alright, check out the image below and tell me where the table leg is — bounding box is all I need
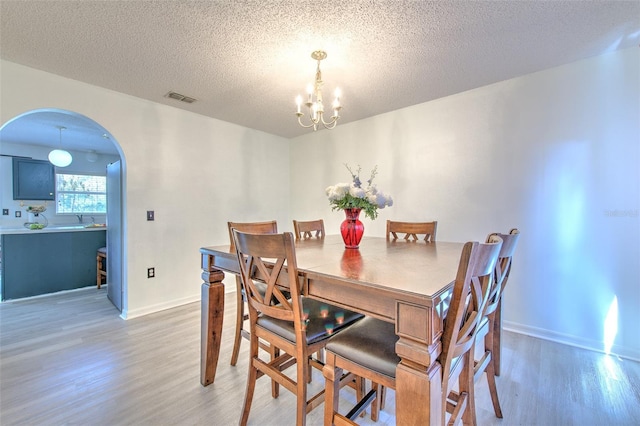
[395,341,443,425]
[395,300,444,424]
[200,264,225,386]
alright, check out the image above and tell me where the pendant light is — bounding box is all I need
[48,126,72,167]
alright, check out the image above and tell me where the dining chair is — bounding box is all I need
[322,236,503,426]
[473,228,520,419]
[386,220,438,242]
[293,219,325,239]
[232,230,364,426]
[227,220,278,368]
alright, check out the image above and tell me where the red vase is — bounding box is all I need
[340,208,365,249]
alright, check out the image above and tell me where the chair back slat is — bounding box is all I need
[484,229,520,316]
[232,230,303,332]
[227,220,278,251]
[293,219,325,239]
[386,220,437,242]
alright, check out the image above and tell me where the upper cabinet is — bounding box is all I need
[12,157,55,200]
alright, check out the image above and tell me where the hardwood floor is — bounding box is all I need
[1,288,639,425]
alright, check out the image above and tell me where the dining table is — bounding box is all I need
[199,234,468,424]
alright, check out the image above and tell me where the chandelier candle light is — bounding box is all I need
[295,50,342,131]
[326,164,393,248]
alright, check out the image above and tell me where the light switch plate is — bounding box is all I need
[15,211,21,218]
[147,210,154,221]
[2,209,8,215]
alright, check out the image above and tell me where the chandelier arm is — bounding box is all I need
[297,115,319,129]
[321,118,339,130]
[320,114,339,126]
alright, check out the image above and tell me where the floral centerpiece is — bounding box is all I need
[326,164,393,248]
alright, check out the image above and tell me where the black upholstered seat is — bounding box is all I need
[258,297,362,345]
[324,317,399,379]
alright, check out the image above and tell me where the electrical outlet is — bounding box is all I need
[2,209,8,215]
[147,267,155,278]
[147,210,154,221]
[15,211,22,218]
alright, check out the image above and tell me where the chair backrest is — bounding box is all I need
[484,228,520,316]
[232,230,303,333]
[227,220,278,251]
[386,220,438,242]
[293,219,325,239]
[439,236,502,376]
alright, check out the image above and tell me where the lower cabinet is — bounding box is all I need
[1,230,106,301]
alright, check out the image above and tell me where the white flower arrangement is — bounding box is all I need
[326,164,393,220]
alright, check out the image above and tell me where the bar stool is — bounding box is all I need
[97,247,107,288]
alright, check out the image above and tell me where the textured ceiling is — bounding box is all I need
[1,0,639,150]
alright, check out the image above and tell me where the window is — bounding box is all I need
[56,173,107,214]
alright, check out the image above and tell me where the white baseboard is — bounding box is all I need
[123,294,200,319]
[503,320,640,363]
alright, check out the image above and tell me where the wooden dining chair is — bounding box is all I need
[474,228,520,419]
[232,230,364,426]
[227,220,278,368]
[386,220,438,242]
[322,236,503,426]
[293,219,325,239]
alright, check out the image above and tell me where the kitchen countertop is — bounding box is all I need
[0,224,107,235]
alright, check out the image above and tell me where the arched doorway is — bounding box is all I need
[0,109,126,313]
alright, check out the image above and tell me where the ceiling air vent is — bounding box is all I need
[164,91,197,104]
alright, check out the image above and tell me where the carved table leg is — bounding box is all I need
[395,341,443,425]
[395,301,443,425]
[200,255,225,386]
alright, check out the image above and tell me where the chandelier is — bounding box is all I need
[295,50,342,131]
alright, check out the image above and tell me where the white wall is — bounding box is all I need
[2,48,638,360]
[1,60,291,318]
[0,142,119,227]
[290,47,640,360]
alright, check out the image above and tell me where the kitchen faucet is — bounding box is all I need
[76,214,83,223]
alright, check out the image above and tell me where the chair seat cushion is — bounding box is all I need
[257,298,363,345]
[325,316,400,379]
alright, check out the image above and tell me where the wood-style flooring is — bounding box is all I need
[1,288,639,425]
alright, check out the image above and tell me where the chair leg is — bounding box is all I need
[493,300,503,376]
[296,352,309,426]
[240,334,259,426]
[461,352,477,426]
[96,255,101,289]
[309,348,325,383]
[231,277,244,366]
[323,352,341,426]
[484,322,503,418]
[371,382,383,421]
[271,345,280,398]
[356,376,366,417]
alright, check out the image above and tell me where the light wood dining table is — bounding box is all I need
[199,235,465,424]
